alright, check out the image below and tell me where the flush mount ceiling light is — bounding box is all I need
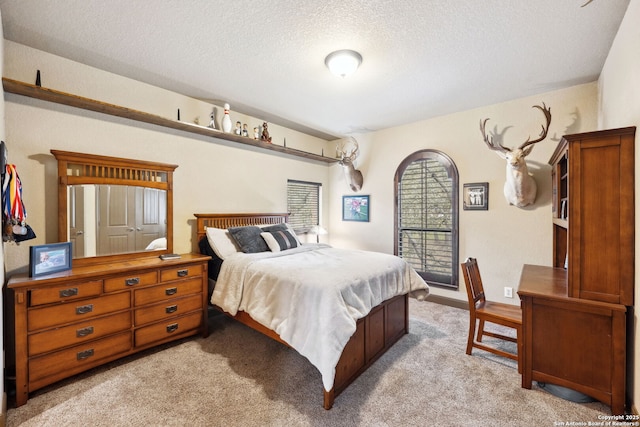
[325,49,362,77]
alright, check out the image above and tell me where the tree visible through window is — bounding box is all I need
[287,179,321,233]
[394,150,459,289]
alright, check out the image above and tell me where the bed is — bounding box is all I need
[194,213,429,409]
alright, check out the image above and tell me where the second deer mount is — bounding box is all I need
[480,103,552,208]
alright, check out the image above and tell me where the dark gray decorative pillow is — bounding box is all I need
[228,226,269,253]
[261,230,299,252]
[261,223,288,233]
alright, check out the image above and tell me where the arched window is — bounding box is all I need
[394,150,459,289]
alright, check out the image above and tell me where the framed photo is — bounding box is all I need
[342,195,370,222]
[463,183,489,210]
[29,242,72,277]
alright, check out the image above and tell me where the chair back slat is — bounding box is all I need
[461,257,486,311]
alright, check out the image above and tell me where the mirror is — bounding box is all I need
[67,184,167,258]
[53,150,176,266]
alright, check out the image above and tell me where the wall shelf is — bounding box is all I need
[2,78,337,165]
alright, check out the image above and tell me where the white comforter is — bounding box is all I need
[211,244,429,392]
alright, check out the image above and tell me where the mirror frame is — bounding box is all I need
[52,149,177,266]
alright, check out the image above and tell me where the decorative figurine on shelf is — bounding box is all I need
[222,103,232,133]
[194,116,200,125]
[234,121,242,135]
[253,127,260,139]
[242,123,249,137]
[261,122,272,143]
[208,108,216,129]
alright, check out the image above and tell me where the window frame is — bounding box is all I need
[394,149,459,290]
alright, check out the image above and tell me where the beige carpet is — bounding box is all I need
[6,299,610,426]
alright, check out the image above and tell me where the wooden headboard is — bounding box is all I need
[194,213,290,242]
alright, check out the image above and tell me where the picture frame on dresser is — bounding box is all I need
[29,242,72,277]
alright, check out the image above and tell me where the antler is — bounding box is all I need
[479,118,510,154]
[347,138,359,160]
[518,103,552,151]
[339,137,359,160]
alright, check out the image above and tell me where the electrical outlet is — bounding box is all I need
[504,287,513,298]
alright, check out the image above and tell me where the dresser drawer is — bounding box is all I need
[134,277,202,307]
[104,270,158,292]
[28,292,131,331]
[30,280,103,307]
[29,331,132,384]
[134,294,202,326]
[134,311,202,347]
[28,311,131,356]
[160,264,204,282]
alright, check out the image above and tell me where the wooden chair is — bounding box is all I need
[461,257,522,373]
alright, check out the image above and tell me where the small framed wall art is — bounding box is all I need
[29,242,72,277]
[463,182,489,210]
[342,195,370,222]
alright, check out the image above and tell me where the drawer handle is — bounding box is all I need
[59,288,78,298]
[125,277,140,286]
[166,305,178,314]
[76,326,94,337]
[165,287,178,296]
[77,349,94,360]
[76,304,94,315]
[177,269,188,277]
[166,323,179,333]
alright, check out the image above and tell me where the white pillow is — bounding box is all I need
[261,230,299,252]
[205,227,241,260]
[145,237,167,250]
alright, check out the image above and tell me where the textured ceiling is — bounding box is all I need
[0,0,631,140]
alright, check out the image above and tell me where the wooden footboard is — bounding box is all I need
[195,213,410,409]
[326,293,408,409]
[215,293,408,410]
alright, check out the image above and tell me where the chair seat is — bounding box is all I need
[476,301,522,327]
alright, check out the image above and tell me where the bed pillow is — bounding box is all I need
[261,230,299,252]
[228,225,270,253]
[260,223,286,230]
[145,237,167,251]
[261,223,301,245]
[205,227,241,259]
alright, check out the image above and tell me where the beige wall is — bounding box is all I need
[2,41,333,275]
[598,0,640,413]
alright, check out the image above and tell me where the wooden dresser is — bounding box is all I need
[518,127,635,415]
[6,253,210,407]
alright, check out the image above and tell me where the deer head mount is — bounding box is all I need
[337,137,364,192]
[480,103,552,208]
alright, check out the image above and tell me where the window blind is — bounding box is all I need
[287,180,320,232]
